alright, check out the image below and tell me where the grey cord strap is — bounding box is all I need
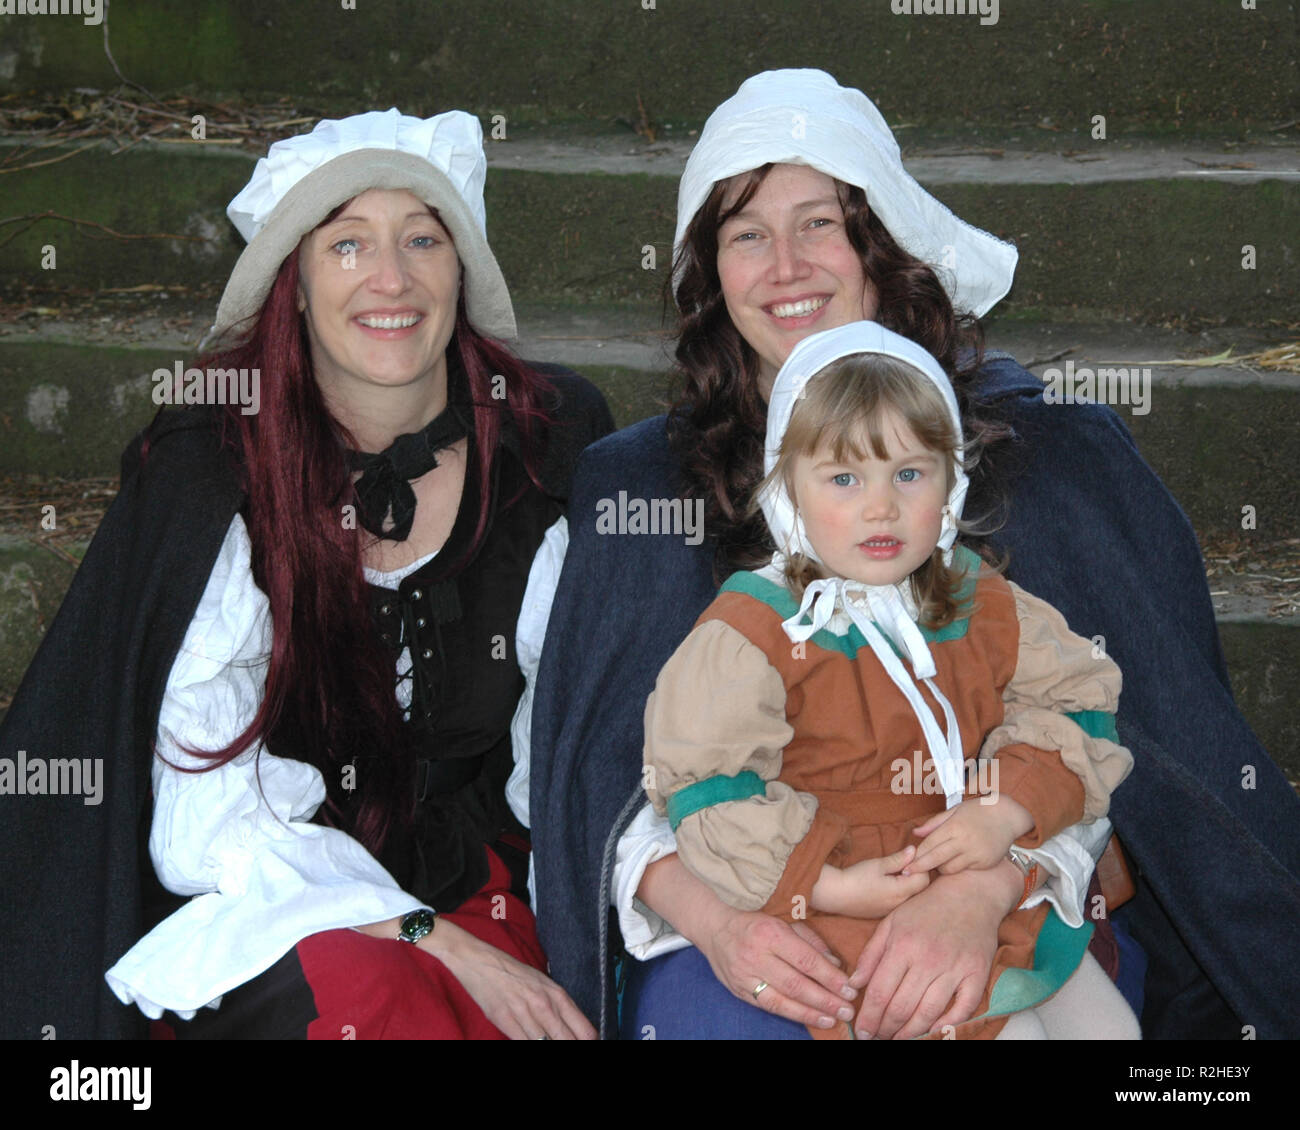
[597,785,650,1039]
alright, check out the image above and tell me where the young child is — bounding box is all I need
[642,321,1137,1040]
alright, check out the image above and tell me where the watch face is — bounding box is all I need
[400,909,436,941]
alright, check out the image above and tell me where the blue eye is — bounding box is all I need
[332,238,359,255]
[897,468,920,483]
[832,472,856,487]
[409,235,439,249]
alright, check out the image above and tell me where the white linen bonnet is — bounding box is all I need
[674,68,1017,318]
[759,319,969,571]
[207,108,515,347]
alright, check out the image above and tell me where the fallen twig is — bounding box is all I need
[0,139,102,174]
[25,579,45,631]
[1022,346,1079,368]
[101,0,158,104]
[27,537,82,568]
[0,210,210,248]
[1092,344,1300,375]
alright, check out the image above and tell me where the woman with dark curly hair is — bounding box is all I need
[525,69,1300,1040]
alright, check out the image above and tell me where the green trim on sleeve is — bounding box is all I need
[1065,709,1120,744]
[666,771,767,831]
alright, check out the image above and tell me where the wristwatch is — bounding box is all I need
[397,907,437,944]
[1007,847,1039,908]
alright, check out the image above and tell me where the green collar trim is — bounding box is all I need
[719,546,982,660]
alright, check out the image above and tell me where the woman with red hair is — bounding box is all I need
[0,109,609,1040]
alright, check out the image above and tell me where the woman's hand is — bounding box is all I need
[421,918,597,1040]
[848,860,1022,1040]
[695,909,859,1031]
[908,796,1034,875]
[639,855,857,1030]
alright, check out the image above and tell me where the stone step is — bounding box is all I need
[489,136,1300,186]
[1217,621,1300,777]
[2,138,1296,326]
[7,297,1297,380]
[8,125,1297,182]
[1,0,1293,136]
[2,313,1296,547]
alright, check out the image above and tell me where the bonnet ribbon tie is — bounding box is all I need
[348,401,469,542]
[781,577,966,808]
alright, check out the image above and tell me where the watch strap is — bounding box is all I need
[1008,848,1039,909]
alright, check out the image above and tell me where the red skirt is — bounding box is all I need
[152,848,545,1040]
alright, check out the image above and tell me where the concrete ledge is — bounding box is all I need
[0,342,167,477]
[485,137,1300,185]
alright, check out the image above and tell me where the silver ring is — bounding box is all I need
[752,980,770,1000]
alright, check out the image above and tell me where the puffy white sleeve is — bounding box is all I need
[506,517,568,831]
[104,515,423,1021]
[614,803,693,961]
[507,514,684,954]
[1017,817,1113,928]
[507,515,569,911]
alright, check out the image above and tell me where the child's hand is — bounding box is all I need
[811,845,931,919]
[908,796,1034,875]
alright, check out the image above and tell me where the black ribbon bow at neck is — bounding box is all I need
[348,400,469,542]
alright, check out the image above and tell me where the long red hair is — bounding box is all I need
[161,232,552,857]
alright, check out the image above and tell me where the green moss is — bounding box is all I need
[1219,622,1300,781]
[564,364,676,430]
[938,179,1298,327]
[0,342,173,476]
[1,1,1294,135]
[488,172,1298,323]
[1122,385,1300,547]
[0,145,250,291]
[0,541,80,717]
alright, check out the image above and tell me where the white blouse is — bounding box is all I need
[105,516,436,1020]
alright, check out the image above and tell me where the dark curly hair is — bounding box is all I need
[666,164,1014,583]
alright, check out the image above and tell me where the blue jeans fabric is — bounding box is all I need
[620,946,812,1041]
[1111,906,1147,1019]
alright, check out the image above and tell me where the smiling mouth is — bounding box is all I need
[861,537,900,547]
[768,297,829,319]
[356,313,423,330]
